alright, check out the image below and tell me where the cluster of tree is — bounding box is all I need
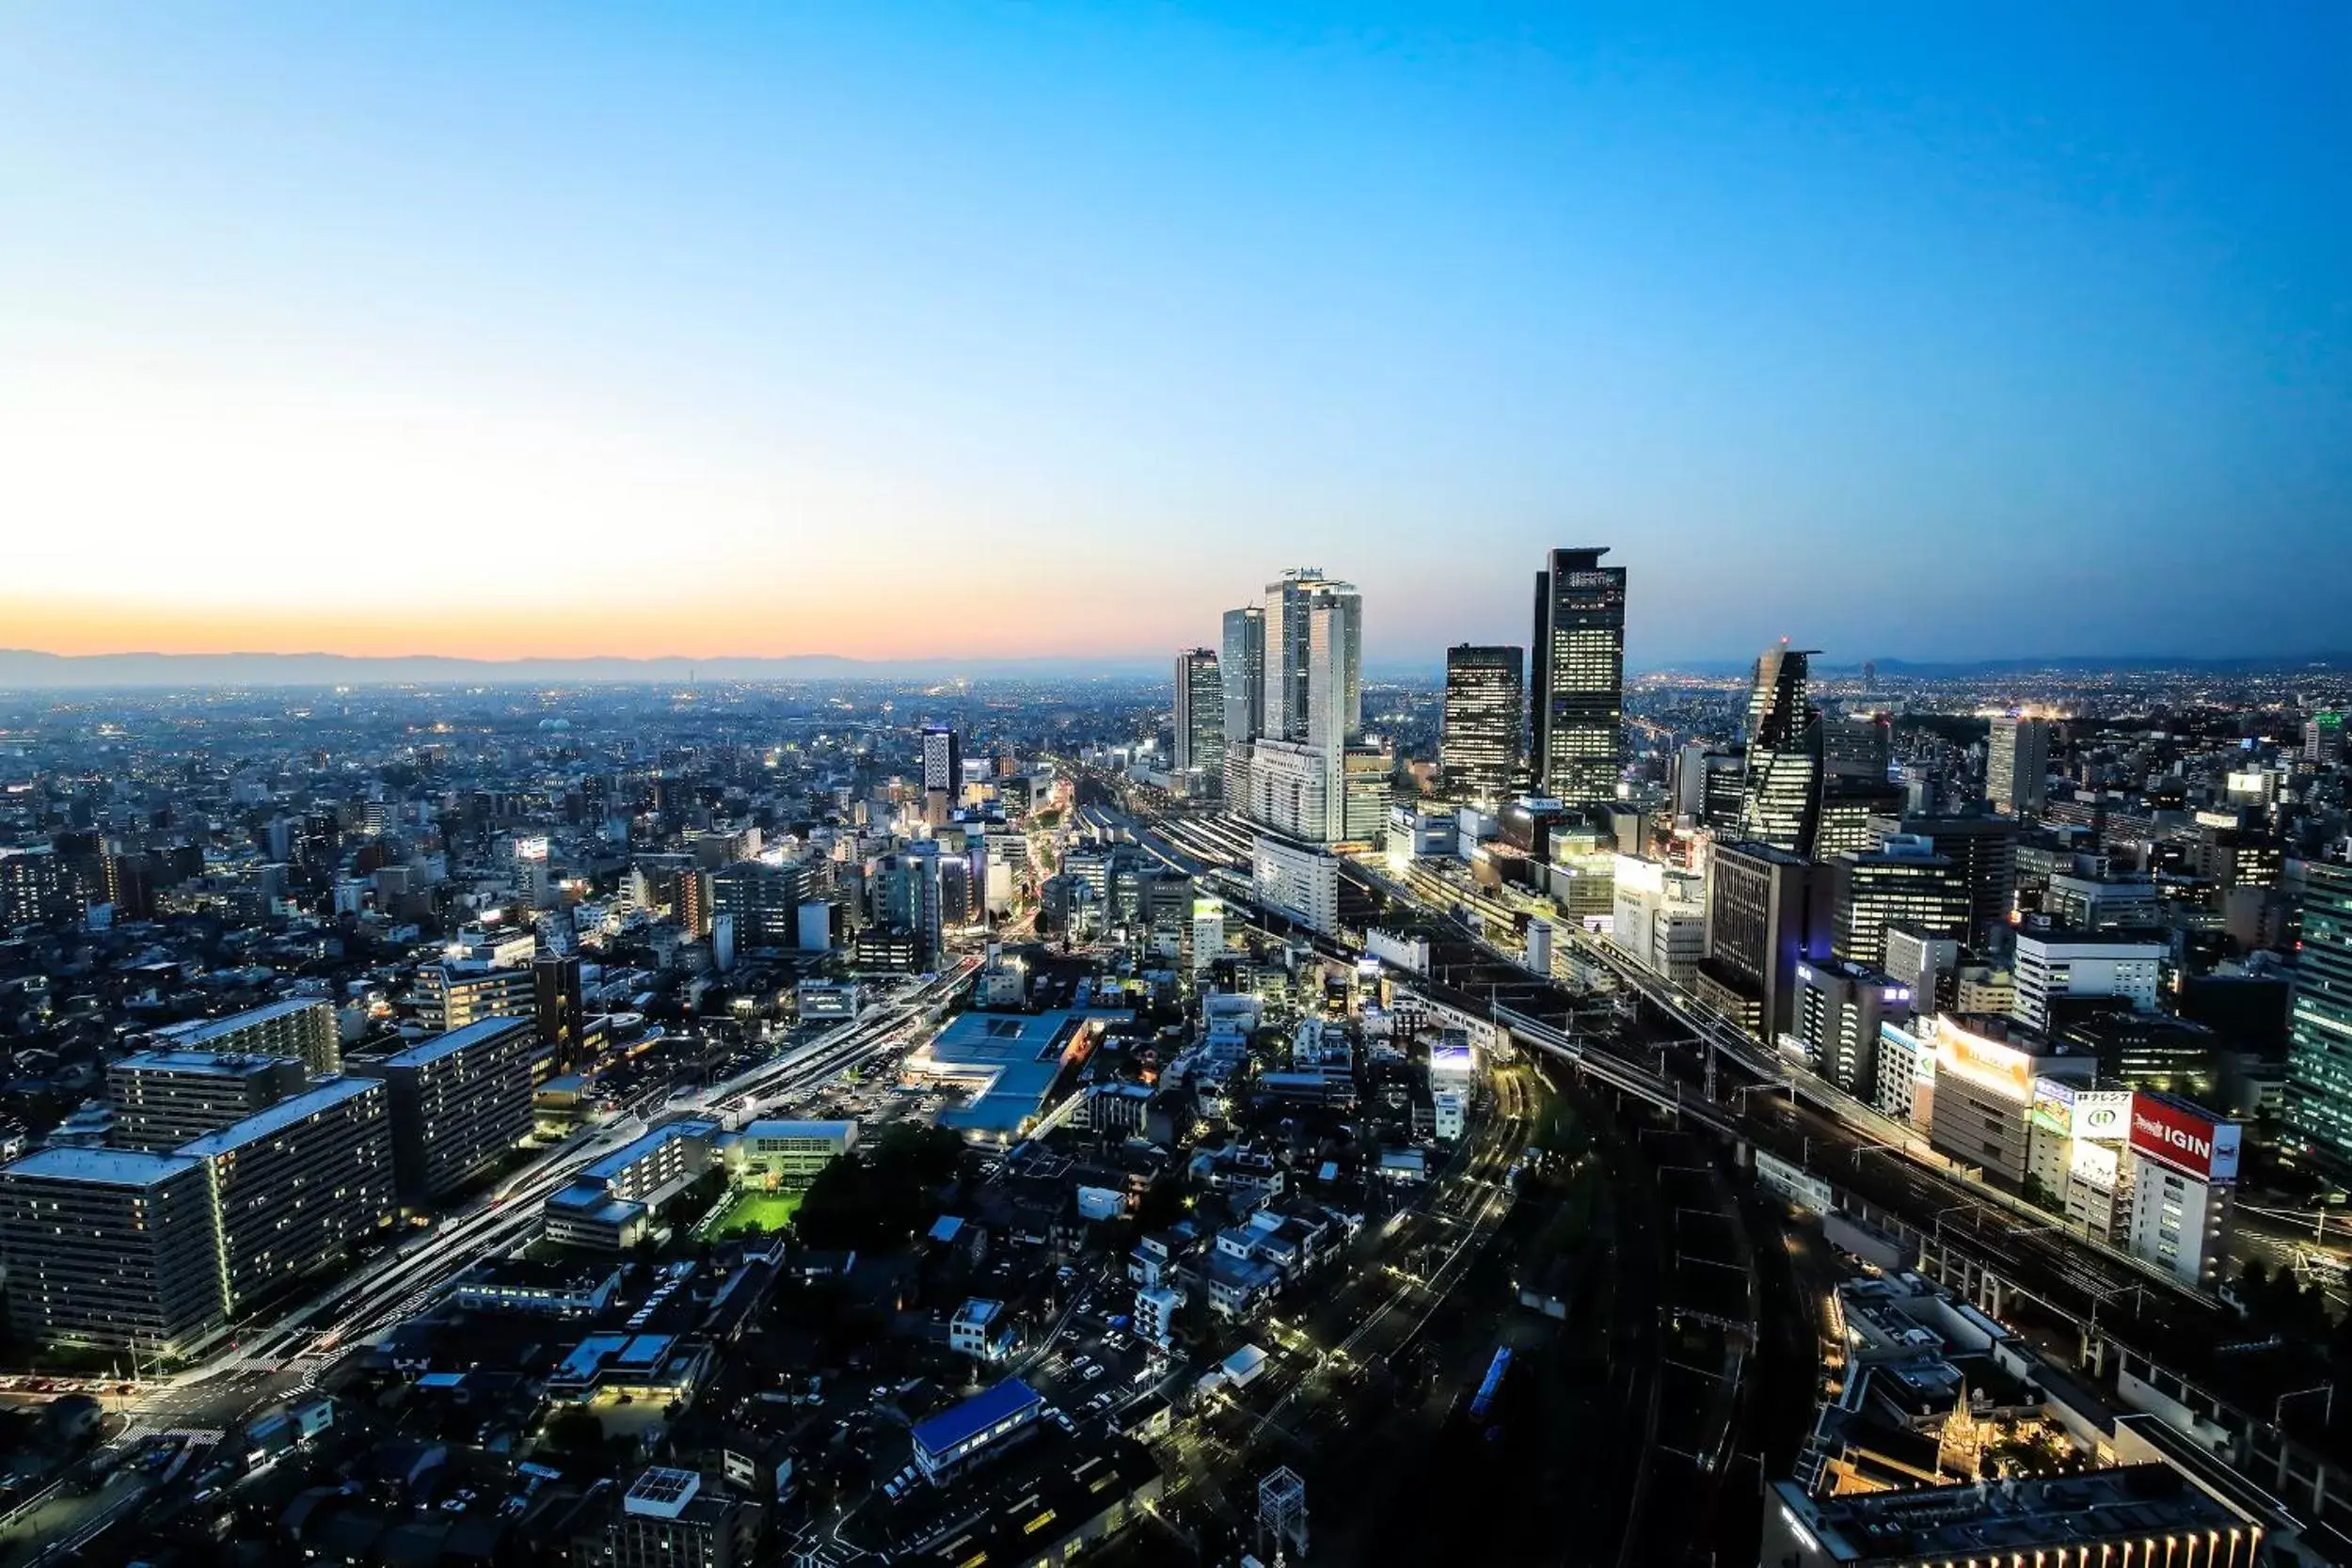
[792,1123,967,1251]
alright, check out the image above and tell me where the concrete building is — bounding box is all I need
[581,1467,763,1568]
[419,961,535,1034]
[711,859,808,951]
[910,1378,1044,1484]
[1695,840,1820,1041]
[1827,836,1968,971]
[1252,832,1340,936]
[732,1118,857,1188]
[153,997,342,1074]
[1789,958,1914,1100]
[1611,853,1707,986]
[176,1076,395,1311]
[1922,1015,2093,1187]
[105,1050,309,1152]
[2010,930,2166,1035]
[1761,1465,2259,1568]
[350,1016,535,1201]
[544,1117,721,1252]
[1987,714,2051,815]
[0,1147,226,1356]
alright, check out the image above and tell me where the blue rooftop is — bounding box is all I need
[375,1016,532,1069]
[175,1076,382,1159]
[909,1377,1042,1459]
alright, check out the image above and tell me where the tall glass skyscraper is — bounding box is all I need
[1219,606,1264,747]
[1739,645,1824,857]
[1172,646,1224,780]
[1440,644,1524,806]
[1529,547,1625,807]
[2287,859,2352,1166]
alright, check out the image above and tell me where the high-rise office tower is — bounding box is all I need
[920,724,962,797]
[1440,645,1524,806]
[2287,859,2352,1166]
[1261,570,1360,750]
[1221,606,1266,802]
[1828,835,1970,970]
[1694,840,1821,1041]
[1988,716,2050,815]
[1529,546,1626,806]
[1822,714,1892,780]
[1220,607,1265,747]
[1172,647,1224,781]
[1248,570,1362,847]
[2306,713,2346,766]
[1738,645,1824,857]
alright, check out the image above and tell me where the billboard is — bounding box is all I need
[2074,1090,2134,1144]
[2129,1092,2241,1183]
[2030,1076,2076,1135]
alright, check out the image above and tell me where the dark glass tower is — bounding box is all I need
[1528,546,1626,807]
[1440,644,1524,806]
[1739,644,1823,857]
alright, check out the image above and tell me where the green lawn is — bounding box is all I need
[707,1187,803,1235]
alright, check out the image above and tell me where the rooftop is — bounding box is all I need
[1772,1465,2242,1561]
[175,1076,382,1158]
[580,1117,719,1184]
[910,1377,1042,1460]
[111,1048,299,1078]
[373,1016,532,1069]
[0,1145,202,1188]
[163,997,328,1042]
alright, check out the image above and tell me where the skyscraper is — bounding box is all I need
[1988,716,2050,815]
[921,724,962,797]
[1172,647,1224,781]
[1261,569,1361,749]
[1529,546,1626,806]
[1220,606,1265,746]
[1738,645,1824,857]
[1247,569,1363,847]
[2287,859,2352,1166]
[1440,645,1524,805]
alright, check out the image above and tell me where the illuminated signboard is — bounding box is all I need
[2128,1091,2242,1183]
[2068,1138,2121,1190]
[1933,1018,2032,1102]
[1613,854,1665,897]
[2029,1076,2076,1135]
[2073,1090,2134,1144]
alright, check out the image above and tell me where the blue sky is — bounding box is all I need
[2,4,2344,668]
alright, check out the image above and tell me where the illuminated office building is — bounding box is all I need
[1172,646,1225,782]
[1440,644,1524,806]
[1528,547,1626,807]
[1987,715,2050,815]
[2287,859,2352,1166]
[1738,645,1823,857]
[1828,835,1968,970]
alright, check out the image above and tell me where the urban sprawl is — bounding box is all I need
[3,552,2352,1565]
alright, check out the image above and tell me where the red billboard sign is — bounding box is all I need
[2128,1092,2241,1183]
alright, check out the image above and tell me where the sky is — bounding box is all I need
[2,4,2346,672]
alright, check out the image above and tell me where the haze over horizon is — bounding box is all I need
[5,5,2346,666]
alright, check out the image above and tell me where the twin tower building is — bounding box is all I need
[1172,549,1628,932]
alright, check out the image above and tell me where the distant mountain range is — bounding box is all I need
[2,646,2345,691]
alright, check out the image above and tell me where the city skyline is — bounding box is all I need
[5,6,2347,666]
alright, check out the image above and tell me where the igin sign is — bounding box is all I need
[2128,1092,2241,1183]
